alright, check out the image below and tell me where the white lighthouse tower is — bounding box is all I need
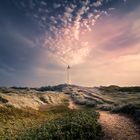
[67,65,71,85]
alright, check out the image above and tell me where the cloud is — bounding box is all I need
[93,1,102,7]
[101,8,140,54]
[53,3,61,9]
[36,1,105,65]
[12,0,113,66]
[40,1,47,6]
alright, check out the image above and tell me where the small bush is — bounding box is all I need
[98,104,113,111]
[74,98,86,105]
[0,96,8,103]
[118,87,140,92]
[86,100,96,107]
[39,96,48,103]
[37,84,68,92]
[112,104,140,114]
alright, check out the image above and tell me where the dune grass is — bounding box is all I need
[0,105,69,139]
[20,109,103,140]
[0,105,103,140]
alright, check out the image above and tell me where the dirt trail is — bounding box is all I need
[68,99,77,109]
[98,111,140,140]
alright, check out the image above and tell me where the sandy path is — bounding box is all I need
[98,111,140,140]
[68,99,77,109]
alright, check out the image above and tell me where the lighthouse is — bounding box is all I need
[67,65,70,85]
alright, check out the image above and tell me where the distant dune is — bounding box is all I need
[0,85,140,111]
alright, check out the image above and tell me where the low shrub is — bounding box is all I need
[0,96,8,103]
[39,96,48,103]
[98,104,113,111]
[118,87,140,93]
[112,104,140,123]
[99,86,140,93]
[86,100,96,107]
[112,104,140,114]
[37,84,68,92]
[20,110,103,140]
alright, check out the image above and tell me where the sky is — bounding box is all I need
[0,0,140,87]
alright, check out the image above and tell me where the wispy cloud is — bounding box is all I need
[13,0,115,65]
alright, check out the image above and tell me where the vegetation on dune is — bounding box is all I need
[0,105,103,140]
[20,110,103,140]
[0,105,69,139]
[0,96,8,103]
[39,96,49,103]
[0,106,44,139]
[118,87,140,93]
[112,103,140,113]
[96,86,140,114]
[36,84,78,92]
[99,85,140,93]
[37,84,68,92]
[112,104,140,123]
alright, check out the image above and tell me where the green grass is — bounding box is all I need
[0,105,70,140]
[0,105,103,140]
[20,110,103,140]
